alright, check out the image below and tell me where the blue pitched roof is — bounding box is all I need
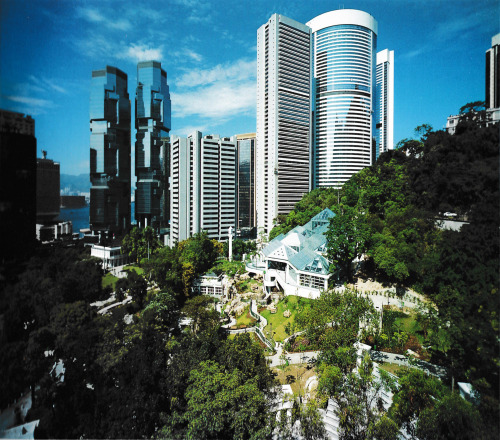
[289,248,330,275]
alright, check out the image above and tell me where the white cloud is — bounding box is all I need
[118,43,164,63]
[172,124,209,137]
[171,81,255,119]
[28,75,68,94]
[76,6,131,31]
[171,58,256,121]
[175,58,255,87]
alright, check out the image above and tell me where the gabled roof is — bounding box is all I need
[311,207,335,223]
[302,233,327,253]
[289,248,331,275]
[262,240,297,261]
[269,233,285,243]
[281,231,307,249]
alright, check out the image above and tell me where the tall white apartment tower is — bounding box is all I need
[169,132,236,245]
[375,49,394,159]
[307,10,378,188]
[256,14,312,235]
[486,33,500,110]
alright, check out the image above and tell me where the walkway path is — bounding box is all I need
[371,350,447,378]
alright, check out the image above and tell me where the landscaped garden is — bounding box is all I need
[260,295,315,342]
[232,305,258,329]
[123,264,144,275]
[272,363,317,396]
[102,272,118,290]
[367,306,430,360]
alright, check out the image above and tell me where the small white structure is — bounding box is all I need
[36,221,73,242]
[90,244,128,269]
[192,272,225,297]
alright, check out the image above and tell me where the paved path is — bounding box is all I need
[371,350,447,378]
[267,347,319,367]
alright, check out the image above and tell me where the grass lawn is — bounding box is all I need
[102,272,118,290]
[260,296,315,342]
[272,363,317,395]
[390,309,425,346]
[233,306,257,328]
[377,362,404,375]
[124,265,144,275]
[237,278,262,294]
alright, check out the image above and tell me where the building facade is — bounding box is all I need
[236,133,256,234]
[36,150,60,223]
[375,49,394,160]
[307,9,378,188]
[89,66,131,235]
[486,33,500,110]
[0,110,36,262]
[169,132,237,244]
[256,14,312,235]
[135,61,171,230]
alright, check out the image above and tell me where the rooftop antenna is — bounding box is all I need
[42,150,47,159]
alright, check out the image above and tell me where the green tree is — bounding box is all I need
[126,270,148,307]
[326,204,369,282]
[181,360,274,440]
[416,393,481,440]
[121,226,162,263]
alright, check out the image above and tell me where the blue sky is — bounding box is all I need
[0,0,498,175]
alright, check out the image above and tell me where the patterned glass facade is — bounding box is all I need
[308,11,377,188]
[135,61,171,229]
[236,134,256,230]
[89,66,131,234]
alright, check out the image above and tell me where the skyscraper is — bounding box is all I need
[169,132,236,244]
[236,133,256,234]
[135,61,171,230]
[36,150,60,223]
[89,66,131,235]
[375,49,394,159]
[256,14,312,235]
[307,9,378,188]
[0,110,36,263]
[486,33,500,110]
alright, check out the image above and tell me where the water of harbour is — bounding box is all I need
[58,202,136,236]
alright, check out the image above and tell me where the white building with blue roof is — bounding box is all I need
[247,208,335,298]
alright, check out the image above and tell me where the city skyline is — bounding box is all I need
[0,0,497,175]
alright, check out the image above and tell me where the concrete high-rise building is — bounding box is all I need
[36,150,60,223]
[256,14,312,235]
[169,132,236,244]
[236,133,256,234]
[375,49,394,159]
[486,33,500,110]
[135,60,171,230]
[89,66,131,235]
[307,9,378,188]
[0,110,36,262]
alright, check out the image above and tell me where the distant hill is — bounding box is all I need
[60,173,90,194]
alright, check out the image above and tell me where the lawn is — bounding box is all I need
[237,277,262,294]
[377,362,404,375]
[384,308,425,346]
[233,305,257,328]
[272,363,317,396]
[124,265,144,275]
[260,296,315,342]
[102,272,118,290]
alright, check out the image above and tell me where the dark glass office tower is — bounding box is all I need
[236,133,256,233]
[135,61,171,229]
[0,110,36,263]
[89,66,131,235]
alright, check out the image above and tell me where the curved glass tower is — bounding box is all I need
[307,10,377,188]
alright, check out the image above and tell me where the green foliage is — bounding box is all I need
[121,226,162,263]
[416,393,482,440]
[269,187,340,239]
[389,368,445,437]
[222,238,257,261]
[182,360,273,440]
[326,204,369,281]
[210,259,245,277]
[296,288,377,370]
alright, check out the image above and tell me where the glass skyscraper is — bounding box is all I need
[307,10,378,188]
[89,66,131,234]
[236,133,256,233]
[135,60,171,229]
